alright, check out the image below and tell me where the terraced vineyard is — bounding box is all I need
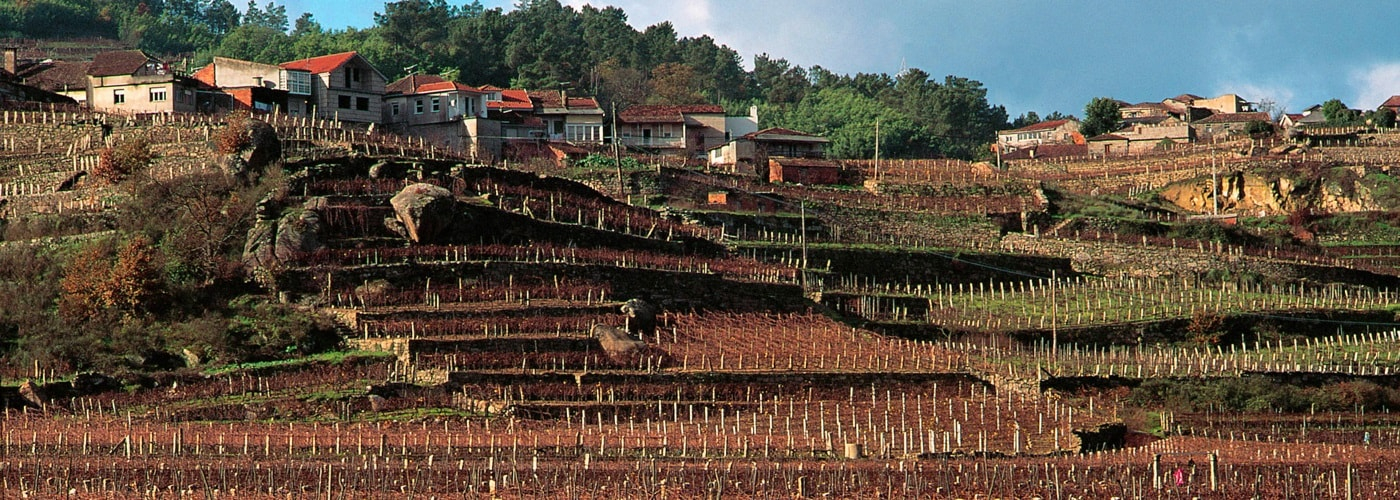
[4,107,1400,497]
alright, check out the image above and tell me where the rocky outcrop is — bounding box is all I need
[621,298,658,336]
[242,197,327,272]
[594,324,647,359]
[221,119,282,179]
[1161,168,1383,216]
[387,183,463,244]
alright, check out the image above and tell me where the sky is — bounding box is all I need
[282,0,1400,117]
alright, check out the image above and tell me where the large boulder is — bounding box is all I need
[273,206,326,262]
[219,119,282,179]
[388,183,460,244]
[241,197,326,271]
[620,298,658,337]
[593,324,646,359]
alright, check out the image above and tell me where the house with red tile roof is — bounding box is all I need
[1379,96,1400,116]
[617,104,728,155]
[480,85,546,141]
[189,56,310,116]
[86,50,200,115]
[2,47,88,105]
[383,74,498,161]
[1192,111,1270,140]
[995,118,1083,152]
[708,127,830,177]
[278,51,385,123]
[528,90,604,144]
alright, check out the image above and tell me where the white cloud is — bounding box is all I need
[1351,62,1400,110]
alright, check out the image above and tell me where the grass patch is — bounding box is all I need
[203,350,394,376]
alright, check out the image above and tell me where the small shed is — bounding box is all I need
[768,157,840,184]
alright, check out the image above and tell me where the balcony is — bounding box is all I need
[621,136,685,149]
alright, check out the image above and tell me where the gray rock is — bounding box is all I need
[620,298,658,336]
[272,208,325,262]
[241,119,282,172]
[241,197,326,271]
[389,183,459,244]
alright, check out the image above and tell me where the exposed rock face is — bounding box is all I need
[220,119,282,179]
[17,381,44,408]
[593,324,646,359]
[388,183,460,244]
[1160,169,1382,216]
[620,298,658,336]
[242,197,327,271]
[243,119,282,170]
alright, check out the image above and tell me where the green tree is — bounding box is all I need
[595,58,648,112]
[503,0,585,89]
[290,12,320,36]
[213,24,292,63]
[578,5,639,69]
[752,53,809,104]
[635,22,679,69]
[204,0,241,35]
[647,62,705,105]
[447,4,511,85]
[1321,99,1359,125]
[677,35,746,102]
[242,0,287,32]
[1012,111,1041,128]
[1080,97,1123,137]
[774,87,920,159]
[1374,107,1397,128]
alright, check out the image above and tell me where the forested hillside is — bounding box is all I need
[0,0,1012,159]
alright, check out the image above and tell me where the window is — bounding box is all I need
[430,97,440,113]
[356,97,369,111]
[415,99,424,114]
[392,103,400,116]
[113,89,125,104]
[284,71,312,95]
[149,87,167,102]
[338,95,351,109]
[344,67,362,88]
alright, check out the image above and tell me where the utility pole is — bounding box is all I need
[874,119,881,181]
[800,200,809,292]
[1212,154,1219,215]
[1050,269,1058,361]
[612,102,624,203]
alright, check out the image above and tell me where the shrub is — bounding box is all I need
[93,137,153,184]
[215,112,253,154]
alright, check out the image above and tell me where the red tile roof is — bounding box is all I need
[88,50,158,77]
[1086,133,1128,141]
[16,60,89,92]
[191,63,216,87]
[386,74,444,94]
[1004,118,1075,133]
[747,127,812,138]
[279,51,357,75]
[487,88,534,111]
[1194,111,1270,124]
[619,104,724,123]
[567,97,599,109]
[1169,93,1203,103]
[416,81,482,94]
[1382,95,1400,108]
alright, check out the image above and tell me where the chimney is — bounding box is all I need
[3,48,16,75]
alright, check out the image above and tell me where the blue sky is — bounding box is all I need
[281,0,1400,117]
